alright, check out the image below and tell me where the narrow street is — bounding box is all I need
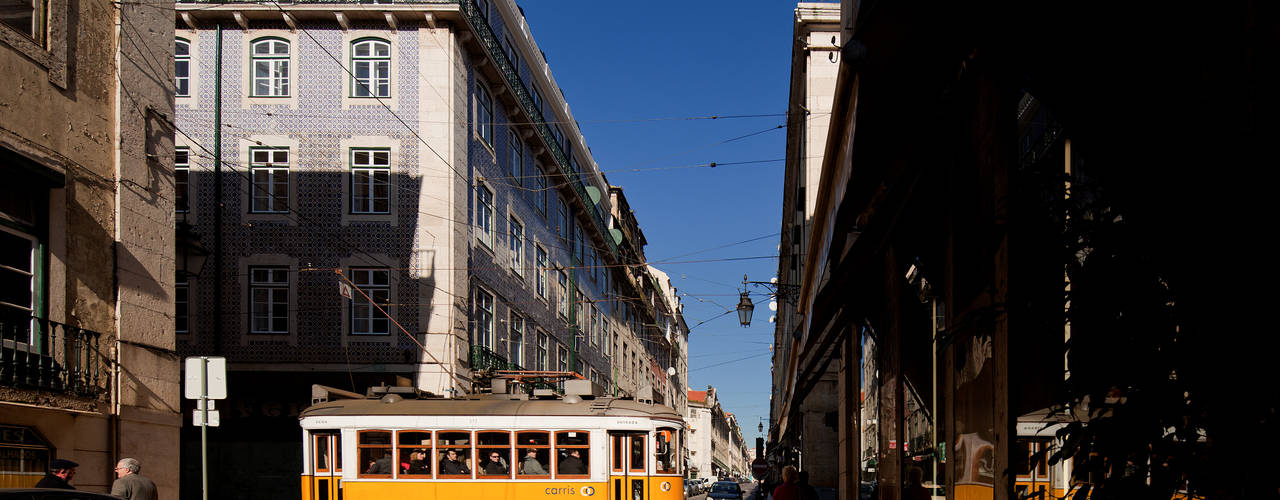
[686,481,760,500]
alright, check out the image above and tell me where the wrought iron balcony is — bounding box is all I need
[1,312,104,397]
[457,0,618,256]
[469,344,510,372]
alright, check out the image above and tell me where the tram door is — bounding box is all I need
[610,432,649,500]
[310,431,341,500]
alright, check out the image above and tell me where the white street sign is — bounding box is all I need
[184,356,227,399]
[192,409,220,427]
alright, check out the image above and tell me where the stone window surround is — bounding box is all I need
[240,135,298,224]
[341,31,400,111]
[175,29,199,106]
[0,0,68,88]
[340,255,398,345]
[240,30,300,109]
[340,136,399,225]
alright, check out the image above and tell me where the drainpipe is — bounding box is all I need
[212,23,223,355]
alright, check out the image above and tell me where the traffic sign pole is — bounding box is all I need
[201,356,208,500]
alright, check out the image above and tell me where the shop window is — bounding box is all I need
[0,425,51,488]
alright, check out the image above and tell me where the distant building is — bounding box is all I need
[1,0,180,495]
[171,0,682,496]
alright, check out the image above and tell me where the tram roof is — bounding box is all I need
[300,396,683,421]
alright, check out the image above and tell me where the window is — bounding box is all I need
[516,431,550,478]
[508,132,523,186]
[574,289,584,331]
[249,267,288,334]
[351,148,390,214]
[508,313,524,367]
[503,37,520,78]
[249,148,289,213]
[530,85,543,116]
[174,147,190,213]
[175,273,189,335]
[629,434,645,473]
[175,39,191,97]
[351,38,390,98]
[350,268,390,335]
[534,165,547,216]
[591,305,600,348]
[476,84,493,146]
[556,344,567,373]
[557,195,569,242]
[536,331,548,371]
[474,288,494,350]
[534,246,548,300]
[573,222,584,264]
[397,431,432,478]
[554,431,589,478]
[0,0,44,44]
[655,428,677,474]
[587,249,597,283]
[0,425,52,484]
[478,431,512,478]
[475,183,494,248]
[436,431,473,479]
[584,304,594,347]
[509,216,523,274]
[0,174,47,346]
[357,430,393,478]
[251,38,290,97]
[556,270,568,319]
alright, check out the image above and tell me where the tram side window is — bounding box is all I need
[478,431,512,478]
[516,431,550,478]
[555,430,590,478]
[437,431,473,479]
[655,428,677,474]
[398,431,432,478]
[358,430,393,478]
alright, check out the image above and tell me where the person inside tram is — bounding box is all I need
[520,448,547,475]
[558,449,586,474]
[404,449,430,475]
[366,452,393,474]
[439,449,471,475]
[483,451,509,475]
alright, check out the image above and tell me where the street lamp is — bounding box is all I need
[736,291,754,327]
[177,221,210,278]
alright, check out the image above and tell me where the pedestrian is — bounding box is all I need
[35,458,78,489]
[110,458,158,500]
[797,470,819,500]
[768,465,799,500]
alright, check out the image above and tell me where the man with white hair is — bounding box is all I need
[110,457,157,500]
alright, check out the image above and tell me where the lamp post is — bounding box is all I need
[736,291,754,327]
[736,275,799,327]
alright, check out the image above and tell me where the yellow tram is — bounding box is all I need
[299,382,684,500]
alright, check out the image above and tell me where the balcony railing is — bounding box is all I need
[457,0,619,257]
[469,344,523,372]
[1,312,104,397]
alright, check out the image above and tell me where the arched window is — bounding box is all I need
[351,38,390,98]
[175,38,191,97]
[251,38,290,97]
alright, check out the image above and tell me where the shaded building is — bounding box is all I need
[1,0,181,495]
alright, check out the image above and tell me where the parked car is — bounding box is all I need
[707,481,744,500]
[0,489,120,500]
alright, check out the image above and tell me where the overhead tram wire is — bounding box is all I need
[689,352,773,372]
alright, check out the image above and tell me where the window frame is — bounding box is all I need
[475,83,494,147]
[474,287,495,351]
[175,38,191,97]
[396,430,433,479]
[556,270,568,319]
[248,266,289,335]
[553,430,590,480]
[534,246,548,300]
[350,37,391,98]
[435,430,475,480]
[515,430,551,480]
[536,330,548,371]
[508,312,524,367]
[248,147,290,213]
[349,267,390,336]
[356,430,394,479]
[174,147,190,213]
[349,147,391,215]
[508,131,523,186]
[509,215,524,275]
[477,430,513,479]
[475,182,494,249]
[175,272,189,335]
[534,165,548,216]
[250,37,291,97]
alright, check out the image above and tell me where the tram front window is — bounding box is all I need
[655,428,677,474]
[555,430,590,478]
[517,431,550,478]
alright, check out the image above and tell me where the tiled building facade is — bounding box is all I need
[172,0,686,497]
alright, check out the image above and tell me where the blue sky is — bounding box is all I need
[521,0,814,444]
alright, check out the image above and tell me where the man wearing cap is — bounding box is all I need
[34,458,78,489]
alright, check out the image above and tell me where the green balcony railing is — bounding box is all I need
[470,343,528,372]
[458,0,618,257]
[1,311,104,397]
